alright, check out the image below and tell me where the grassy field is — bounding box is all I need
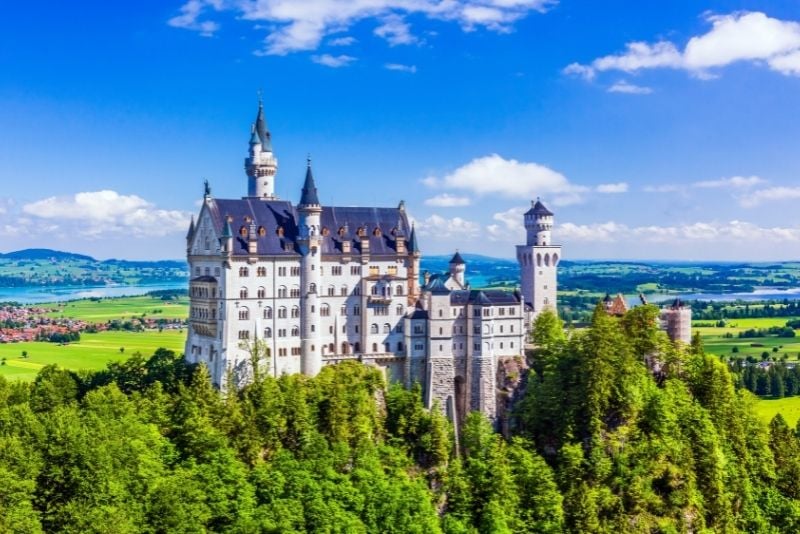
[695,317,800,359]
[43,295,189,322]
[0,330,186,381]
[754,396,800,428]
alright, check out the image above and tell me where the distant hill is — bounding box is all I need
[0,248,95,262]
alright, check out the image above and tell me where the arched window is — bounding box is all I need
[309,283,316,294]
[536,253,542,267]
[372,343,378,353]
[263,307,272,319]
[290,285,300,298]
[264,327,272,337]
[278,286,287,298]
[257,266,267,276]
[257,287,266,299]
[239,226,248,237]
[291,326,300,337]
[327,285,336,296]
[396,304,404,315]
[239,266,248,277]
[354,342,361,353]
[370,324,379,334]
[340,285,348,296]
[278,307,287,319]
[238,307,249,320]
[544,253,550,267]
[329,343,335,354]
[291,306,300,318]
[553,253,559,266]
[341,342,349,354]
[320,303,330,317]
[371,285,379,296]
[395,285,404,296]
[276,226,284,237]
[239,287,248,299]
[383,323,391,333]
[258,226,266,237]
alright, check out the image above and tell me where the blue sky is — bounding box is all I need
[1,1,799,260]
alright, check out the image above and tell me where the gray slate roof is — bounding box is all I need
[525,199,553,217]
[207,198,411,257]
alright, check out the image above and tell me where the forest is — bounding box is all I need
[2,305,800,532]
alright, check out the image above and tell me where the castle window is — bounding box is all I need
[510,325,514,332]
[536,253,542,267]
[396,324,403,333]
[341,306,347,316]
[239,307,249,320]
[397,342,403,351]
[351,266,361,275]
[438,309,443,318]
[357,227,366,237]
[276,226,284,237]
[474,343,480,351]
[215,267,220,276]
[415,343,424,350]
[383,323,391,333]
[353,305,361,315]
[291,306,300,318]
[544,254,551,267]
[500,342,504,349]
[194,267,200,276]
[238,330,250,340]
[371,285,379,296]
[341,342,349,354]
[384,343,390,352]
[258,226,266,237]
[388,265,397,276]
[340,285,348,296]
[321,304,330,317]
[264,307,272,319]
[414,325,423,334]
[291,267,300,276]
[332,266,342,276]
[257,287,266,299]
[373,227,382,237]
[355,325,360,333]
[553,253,559,266]
[278,307,287,319]
[278,286,287,298]
[353,286,361,296]
[290,286,300,298]
[257,266,267,277]
[239,288,248,299]
[511,342,514,349]
[278,267,286,276]
[264,327,272,337]
[396,304,404,315]
[372,343,378,353]
[329,343,335,353]
[239,226,248,237]
[395,285,403,296]
[354,342,361,353]
[309,283,316,294]
[370,324,379,334]
[278,329,286,337]
[328,286,335,296]
[439,327,443,335]
[509,307,515,316]
[291,326,299,336]
[321,227,330,236]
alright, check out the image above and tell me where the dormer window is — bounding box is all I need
[321,227,330,237]
[258,226,266,237]
[373,227,382,237]
[239,226,247,237]
[276,226,284,237]
[357,227,366,237]
[338,226,346,237]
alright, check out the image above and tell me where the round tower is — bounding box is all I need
[298,158,322,376]
[244,98,278,199]
[407,224,421,304]
[449,251,466,287]
[525,198,554,246]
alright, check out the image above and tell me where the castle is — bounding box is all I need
[184,101,560,423]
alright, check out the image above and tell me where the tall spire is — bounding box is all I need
[408,223,419,254]
[299,156,320,207]
[254,96,272,152]
[186,215,195,240]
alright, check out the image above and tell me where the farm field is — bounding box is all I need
[42,294,189,322]
[0,330,186,381]
[694,316,800,359]
[754,396,800,428]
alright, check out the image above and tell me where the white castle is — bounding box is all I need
[185,101,561,422]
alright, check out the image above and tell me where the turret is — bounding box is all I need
[297,158,322,376]
[407,223,421,303]
[524,198,554,246]
[449,251,466,287]
[245,97,278,199]
[186,215,195,253]
[220,216,233,256]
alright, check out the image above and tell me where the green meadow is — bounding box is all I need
[694,316,800,360]
[754,396,800,428]
[43,294,189,322]
[0,330,186,381]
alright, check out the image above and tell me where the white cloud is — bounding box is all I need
[607,80,653,94]
[557,220,800,244]
[739,186,800,207]
[565,11,800,80]
[328,36,356,46]
[424,194,471,207]
[169,0,554,55]
[595,182,628,193]
[424,154,586,204]
[486,206,526,242]
[643,184,684,193]
[311,54,357,68]
[21,190,191,238]
[374,14,418,46]
[385,62,417,73]
[417,214,481,239]
[693,175,765,189]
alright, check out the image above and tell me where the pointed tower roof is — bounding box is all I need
[221,217,233,239]
[249,125,261,146]
[254,98,272,152]
[298,157,320,207]
[186,215,195,240]
[449,251,465,265]
[525,198,553,217]
[408,224,419,254]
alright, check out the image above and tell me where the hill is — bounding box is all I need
[1,248,95,262]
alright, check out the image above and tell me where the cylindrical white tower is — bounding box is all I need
[298,159,322,376]
[525,198,553,246]
[244,100,278,199]
[449,251,466,287]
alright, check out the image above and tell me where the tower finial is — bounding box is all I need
[307,153,312,166]
[203,179,211,198]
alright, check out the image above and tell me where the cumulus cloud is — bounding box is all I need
[21,190,191,238]
[607,80,653,94]
[311,54,357,68]
[423,154,587,205]
[693,175,765,189]
[328,36,356,46]
[739,186,800,208]
[385,62,417,73]
[595,182,628,193]
[169,0,555,55]
[558,220,800,243]
[565,11,800,80]
[417,214,481,239]
[424,194,471,207]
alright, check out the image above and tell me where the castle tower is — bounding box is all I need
[516,199,560,317]
[244,98,278,199]
[297,158,322,376]
[449,251,466,288]
[407,224,421,304]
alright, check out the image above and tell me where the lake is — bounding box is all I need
[0,282,187,304]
